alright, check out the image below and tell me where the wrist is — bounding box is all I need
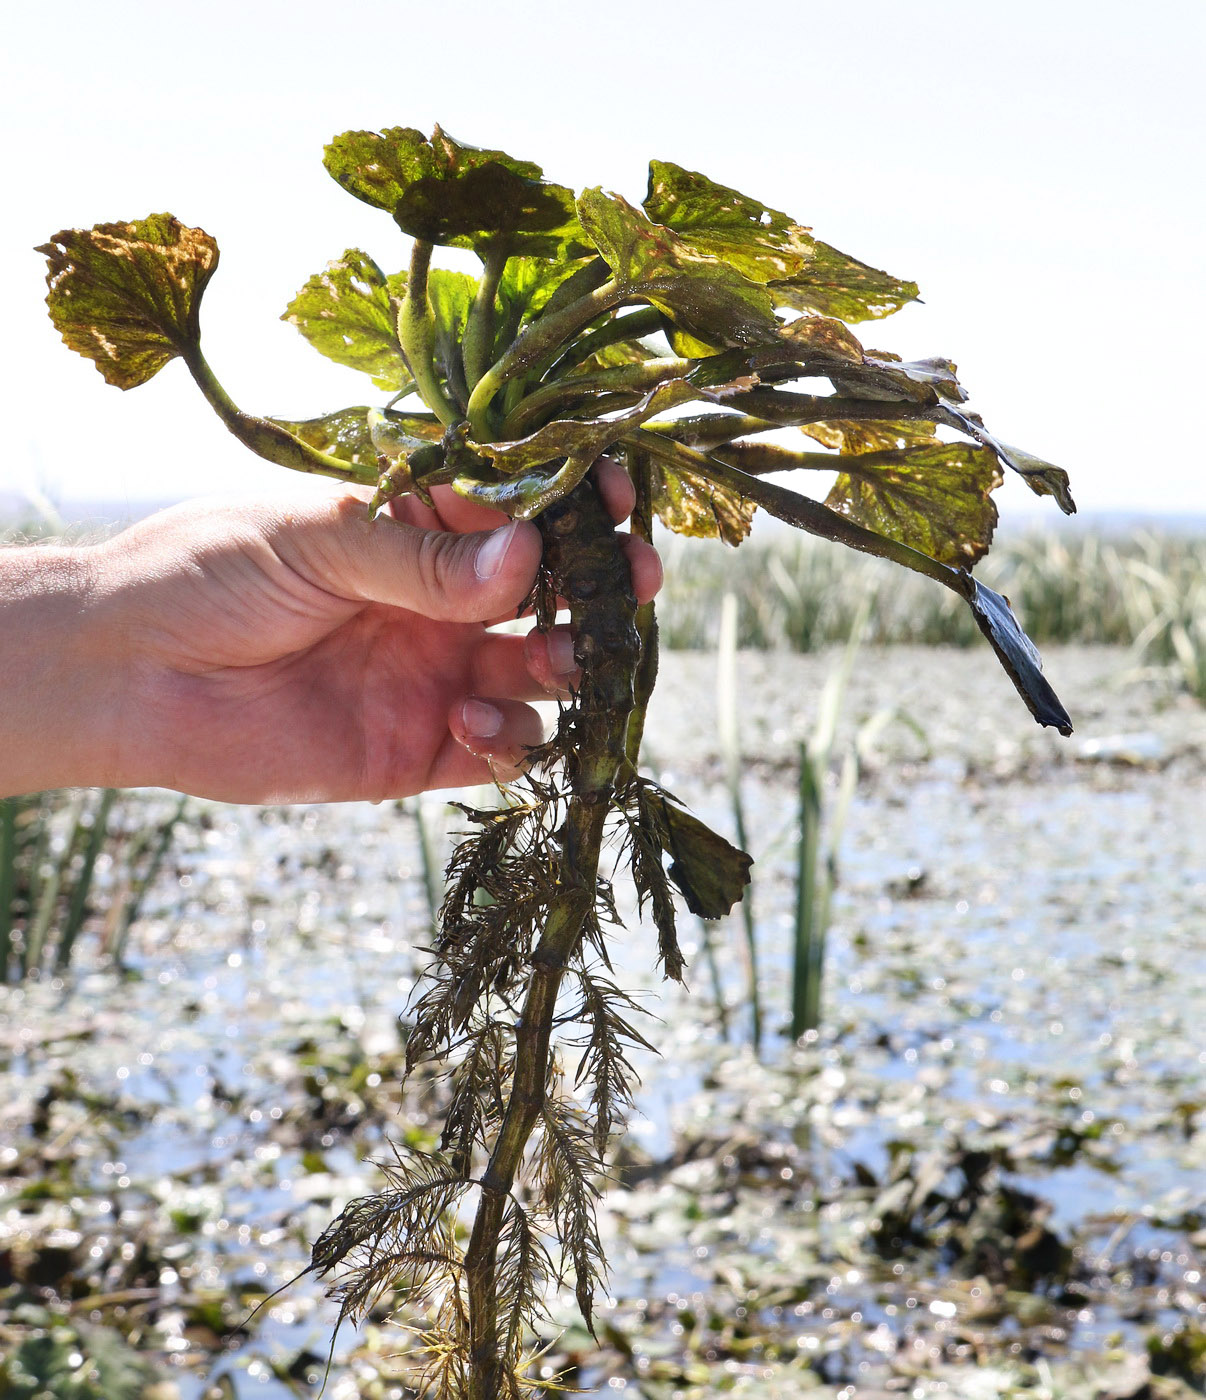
[0,542,130,796]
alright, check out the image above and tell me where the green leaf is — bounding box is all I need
[282,249,410,391]
[825,442,1002,566]
[268,406,378,470]
[495,255,584,337]
[323,125,590,257]
[367,406,444,456]
[428,267,478,394]
[577,188,779,348]
[643,160,918,321]
[452,451,594,520]
[567,337,658,375]
[663,320,725,358]
[38,214,218,388]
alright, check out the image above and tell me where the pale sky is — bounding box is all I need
[3,0,1203,523]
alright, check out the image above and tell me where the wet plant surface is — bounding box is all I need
[2,646,1203,1398]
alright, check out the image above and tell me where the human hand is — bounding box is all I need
[0,465,660,802]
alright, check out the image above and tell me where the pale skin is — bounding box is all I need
[0,461,660,803]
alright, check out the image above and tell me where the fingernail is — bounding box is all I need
[462,698,503,738]
[547,628,577,676]
[475,519,521,581]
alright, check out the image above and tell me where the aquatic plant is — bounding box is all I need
[0,788,185,982]
[39,125,1074,1397]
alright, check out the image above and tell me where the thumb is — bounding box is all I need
[292,499,543,623]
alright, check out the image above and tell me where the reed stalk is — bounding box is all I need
[717,591,762,1054]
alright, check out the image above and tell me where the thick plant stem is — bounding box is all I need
[398,240,462,427]
[181,347,376,484]
[466,279,624,441]
[462,249,506,391]
[463,476,640,1400]
[501,358,692,440]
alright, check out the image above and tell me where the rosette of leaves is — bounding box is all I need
[39,124,1075,1400]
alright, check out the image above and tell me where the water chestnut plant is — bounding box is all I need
[39,124,1075,1397]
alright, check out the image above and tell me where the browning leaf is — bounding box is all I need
[534,1099,606,1333]
[571,973,656,1154]
[39,215,218,388]
[825,441,1003,566]
[282,248,410,390]
[622,783,686,982]
[661,797,754,919]
[309,1147,466,1328]
[626,779,752,922]
[439,1021,509,1178]
[496,1199,554,1368]
[830,352,966,405]
[650,436,1074,734]
[864,352,968,403]
[779,314,866,365]
[941,405,1077,515]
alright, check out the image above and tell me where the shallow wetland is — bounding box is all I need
[2,645,1204,1398]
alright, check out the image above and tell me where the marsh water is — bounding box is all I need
[2,646,1203,1398]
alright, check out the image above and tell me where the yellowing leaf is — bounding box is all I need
[651,461,757,545]
[642,161,918,322]
[38,215,218,388]
[644,160,818,282]
[283,249,410,391]
[825,442,1002,566]
[577,188,779,349]
[266,407,380,472]
[800,418,938,454]
[770,241,920,322]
